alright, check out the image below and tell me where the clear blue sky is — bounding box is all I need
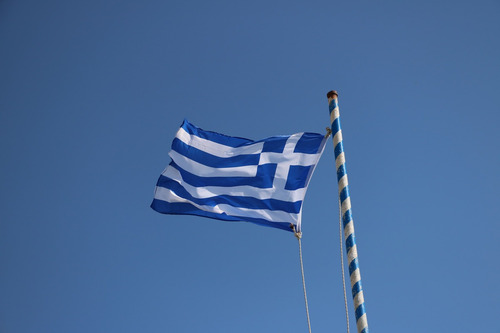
[1,0,499,332]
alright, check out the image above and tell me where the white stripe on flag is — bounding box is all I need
[258,151,322,165]
[161,166,307,202]
[176,127,263,157]
[155,186,300,223]
[169,150,258,177]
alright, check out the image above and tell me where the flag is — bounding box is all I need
[151,120,327,232]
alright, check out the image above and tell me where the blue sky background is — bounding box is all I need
[1,0,499,332]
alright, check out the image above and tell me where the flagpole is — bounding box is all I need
[327,91,369,333]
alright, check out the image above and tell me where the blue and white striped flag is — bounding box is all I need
[151,120,327,232]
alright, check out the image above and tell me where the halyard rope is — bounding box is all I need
[327,126,350,332]
[293,226,312,333]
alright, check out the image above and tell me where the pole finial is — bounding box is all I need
[326,90,338,99]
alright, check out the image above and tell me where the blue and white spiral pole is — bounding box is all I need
[327,91,368,333]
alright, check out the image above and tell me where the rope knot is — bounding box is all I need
[290,224,302,239]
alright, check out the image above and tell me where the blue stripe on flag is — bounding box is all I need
[170,161,277,188]
[261,136,287,153]
[181,120,252,148]
[285,165,313,190]
[294,133,324,154]
[171,138,260,167]
[151,199,293,231]
[157,175,302,213]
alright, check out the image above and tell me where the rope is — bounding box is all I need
[338,198,350,333]
[292,226,312,333]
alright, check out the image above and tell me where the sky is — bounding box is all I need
[1,0,499,332]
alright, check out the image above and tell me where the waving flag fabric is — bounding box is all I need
[151,120,327,232]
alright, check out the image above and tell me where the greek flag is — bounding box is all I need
[151,120,327,232]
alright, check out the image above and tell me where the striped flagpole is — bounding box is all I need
[327,91,369,333]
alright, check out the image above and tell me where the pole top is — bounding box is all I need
[326,90,338,99]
